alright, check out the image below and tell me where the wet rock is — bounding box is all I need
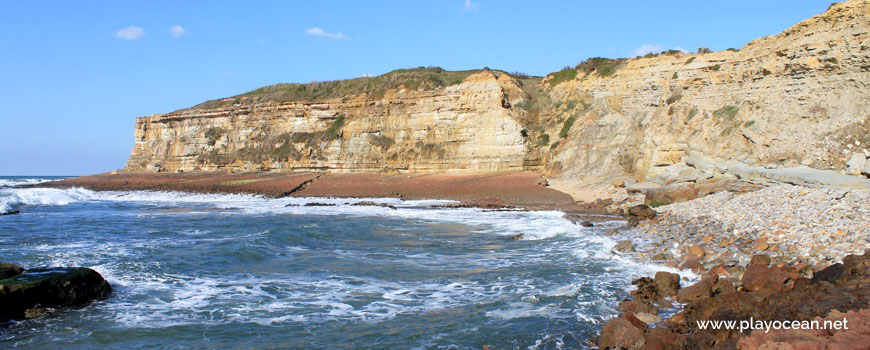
[510,234,525,240]
[615,240,637,254]
[842,254,867,271]
[580,220,594,227]
[303,202,337,207]
[625,217,640,228]
[628,204,657,220]
[620,312,650,331]
[654,271,681,297]
[0,267,112,322]
[599,318,645,350]
[351,201,398,210]
[749,254,771,266]
[810,263,851,285]
[0,263,24,280]
[679,259,703,273]
[677,276,717,303]
[619,300,658,315]
[630,277,663,304]
[0,210,20,215]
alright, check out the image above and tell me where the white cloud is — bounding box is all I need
[359,73,373,78]
[462,0,479,12]
[632,44,662,56]
[673,46,689,53]
[169,25,186,38]
[305,27,348,39]
[115,26,145,40]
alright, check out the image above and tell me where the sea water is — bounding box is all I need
[0,176,673,349]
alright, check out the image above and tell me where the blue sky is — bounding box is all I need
[0,0,831,175]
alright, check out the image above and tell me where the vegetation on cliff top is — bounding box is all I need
[191,67,492,109]
[545,57,627,85]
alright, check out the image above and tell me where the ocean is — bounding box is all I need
[0,176,674,349]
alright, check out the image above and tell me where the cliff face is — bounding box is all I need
[126,71,542,173]
[544,0,870,184]
[126,0,870,187]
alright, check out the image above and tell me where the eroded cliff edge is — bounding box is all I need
[125,0,870,191]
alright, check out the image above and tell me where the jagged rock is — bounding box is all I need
[599,318,645,350]
[628,205,657,220]
[510,233,525,240]
[303,202,336,207]
[0,267,112,322]
[643,327,687,350]
[580,220,594,227]
[0,210,20,216]
[351,201,398,210]
[741,264,791,295]
[654,271,681,297]
[630,277,663,304]
[677,276,717,303]
[619,300,658,315]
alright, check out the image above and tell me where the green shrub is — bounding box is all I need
[575,57,626,77]
[538,132,550,146]
[565,100,578,110]
[711,64,721,71]
[204,127,226,146]
[697,47,711,54]
[726,48,739,52]
[685,57,696,64]
[546,66,578,85]
[324,115,345,140]
[672,72,679,79]
[560,115,577,138]
[743,120,756,127]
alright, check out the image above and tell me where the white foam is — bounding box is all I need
[0,187,96,212]
[0,178,54,187]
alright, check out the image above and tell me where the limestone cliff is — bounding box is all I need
[126,70,543,173]
[126,0,870,189]
[543,0,870,185]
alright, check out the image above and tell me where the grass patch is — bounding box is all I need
[324,115,345,140]
[743,120,755,127]
[204,127,226,146]
[647,201,666,208]
[546,57,626,85]
[538,132,550,147]
[713,106,739,121]
[559,115,577,138]
[565,100,578,110]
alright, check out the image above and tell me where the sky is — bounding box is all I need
[0,0,833,175]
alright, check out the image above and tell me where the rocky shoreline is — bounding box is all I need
[597,184,870,349]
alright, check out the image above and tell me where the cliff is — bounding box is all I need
[125,0,870,190]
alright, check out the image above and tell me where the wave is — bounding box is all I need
[0,178,55,187]
[0,187,96,212]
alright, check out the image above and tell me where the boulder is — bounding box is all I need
[630,277,663,304]
[749,254,771,266]
[599,318,645,350]
[0,210,20,216]
[0,263,24,280]
[628,204,657,220]
[0,267,112,322]
[688,245,706,258]
[615,240,637,253]
[510,233,525,240]
[619,300,658,315]
[740,264,791,295]
[580,220,594,227]
[677,276,717,303]
[654,271,681,297]
[810,263,851,285]
[643,327,687,350]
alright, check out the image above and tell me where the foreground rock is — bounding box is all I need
[0,210,20,216]
[601,251,870,349]
[0,266,112,323]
